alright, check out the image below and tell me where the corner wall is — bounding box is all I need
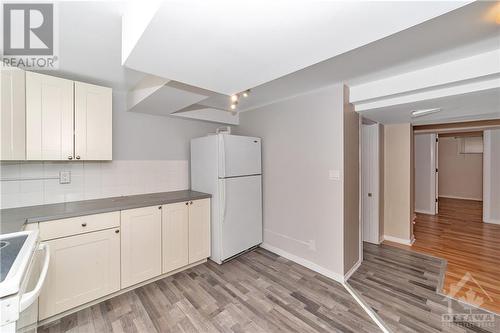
[484,129,500,224]
[236,84,354,280]
[343,86,360,274]
[383,123,413,243]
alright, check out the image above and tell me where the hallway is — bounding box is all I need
[385,197,500,314]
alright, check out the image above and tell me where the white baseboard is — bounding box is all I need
[382,235,413,246]
[438,195,482,201]
[343,259,362,282]
[415,209,435,215]
[483,218,500,225]
[260,243,344,283]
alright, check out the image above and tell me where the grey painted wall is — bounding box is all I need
[112,91,220,160]
[236,84,346,278]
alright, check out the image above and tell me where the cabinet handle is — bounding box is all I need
[185,202,189,205]
[190,201,193,205]
[115,229,120,234]
[76,156,81,160]
[158,206,162,210]
[81,223,87,227]
[68,156,73,160]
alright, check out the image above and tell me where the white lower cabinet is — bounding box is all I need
[162,199,211,273]
[188,199,211,263]
[38,198,210,321]
[38,228,120,320]
[120,206,162,289]
[162,202,189,273]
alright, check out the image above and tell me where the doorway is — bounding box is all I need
[410,129,500,314]
[361,122,383,244]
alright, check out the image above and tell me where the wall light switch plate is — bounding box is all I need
[328,169,340,181]
[59,171,71,184]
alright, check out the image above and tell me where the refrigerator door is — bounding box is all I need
[219,135,261,178]
[219,175,262,261]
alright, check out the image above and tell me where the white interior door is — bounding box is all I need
[361,124,380,244]
[219,135,262,178]
[219,175,262,261]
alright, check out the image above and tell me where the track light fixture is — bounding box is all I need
[228,90,251,112]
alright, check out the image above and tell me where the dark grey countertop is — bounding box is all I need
[0,190,211,235]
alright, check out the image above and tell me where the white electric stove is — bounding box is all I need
[0,230,50,333]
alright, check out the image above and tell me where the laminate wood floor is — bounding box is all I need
[385,197,500,314]
[349,242,500,333]
[38,248,380,333]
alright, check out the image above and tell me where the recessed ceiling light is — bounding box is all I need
[230,103,237,110]
[230,94,238,102]
[242,90,250,98]
[411,108,442,118]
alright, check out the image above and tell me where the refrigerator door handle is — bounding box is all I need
[220,179,227,223]
[219,134,226,178]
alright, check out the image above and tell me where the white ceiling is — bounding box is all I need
[48,2,144,91]
[358,87,500,125]
[123,1,468,95]
[34,1,500,125]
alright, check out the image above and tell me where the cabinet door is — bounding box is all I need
[26,72,74,160]
[1,67,26,160]
[188,199,211,263]
[121,206,162,288]
[74,82,112,160]
[162,202,189,273]
[39,228,120,320]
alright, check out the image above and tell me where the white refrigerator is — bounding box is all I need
[191,134,263,264]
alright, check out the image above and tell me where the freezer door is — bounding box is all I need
[219,135,261,178]
[219,175,262,261]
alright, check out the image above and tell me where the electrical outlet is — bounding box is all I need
[59,171,71,184]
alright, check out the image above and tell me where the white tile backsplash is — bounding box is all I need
[0,160,189,209]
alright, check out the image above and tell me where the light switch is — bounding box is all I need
[328,169,340,180]
[59,171,71,184]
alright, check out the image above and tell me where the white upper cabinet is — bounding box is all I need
[1,67,26,160]
[74,82,112,160]
[26,72,74,160]
[2,70,113,161]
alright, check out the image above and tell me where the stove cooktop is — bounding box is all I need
[0,235,28,283]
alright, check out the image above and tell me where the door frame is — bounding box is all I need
[434,134,439,214]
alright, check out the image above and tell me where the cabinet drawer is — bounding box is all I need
[39,212,120,240]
